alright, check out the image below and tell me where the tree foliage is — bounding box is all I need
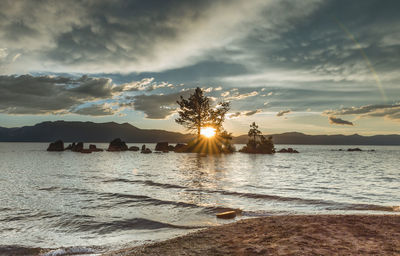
[240,122,275,154]
[175,87,230,137]
[175,87,234,154]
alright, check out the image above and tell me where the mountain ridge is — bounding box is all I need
[0,121,400,145]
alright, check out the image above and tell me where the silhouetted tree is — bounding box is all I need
[248,122,261,146]
[240,122,275,154]
[176,87,211,138]
[175,87,234,154]
[175,87,230,138]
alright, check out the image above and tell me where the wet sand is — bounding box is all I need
[104,215,400,256]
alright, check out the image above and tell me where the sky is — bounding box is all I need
[0,0,399,135]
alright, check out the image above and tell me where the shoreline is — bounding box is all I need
[103,214,400,256]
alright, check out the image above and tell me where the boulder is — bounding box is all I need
[47,140,64,151]
[141,148,152,154]
[174,143,187,152]
[277,148,299,153]
[108,138,128,151]
[128,146,140,151]
[80,149,92,154]
[155,142,169,151]
[167,145,175,151]
[89,144,103,152]
[72,142,84,152]
[216,211,237,219]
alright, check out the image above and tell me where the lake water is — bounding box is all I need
[0,143,399,255]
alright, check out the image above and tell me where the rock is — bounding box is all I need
[80,149,92,154]
[72,142,84,152]
[141,148,152,154]
[155,142,169,151]
[174,143,187,152]
[107,138,128,151]
[47,140,64,151]
[141,144,146,151]
[167,145,175,151]
[216,211,237,219]
[128,146,140,151]
[277,148,299,153]
[89,144,103,152]
[347,148,362,152]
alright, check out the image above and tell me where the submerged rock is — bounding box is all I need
[89,144,103,152]
[141,148,152,154]
[108,138,128,151]
[128,146,140,151]
[47,140,64,151]
[80,149,92,154]
[347,148,362,152]
[277,148,299,153]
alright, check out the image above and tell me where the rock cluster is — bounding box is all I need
[47,139,189,155]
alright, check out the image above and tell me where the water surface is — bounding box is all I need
[0,143,398,254]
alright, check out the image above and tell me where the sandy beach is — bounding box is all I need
[104,215,400,256]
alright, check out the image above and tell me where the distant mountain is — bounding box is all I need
[0,121,399,145]
[233,132,400,145]
[0,121,193,143]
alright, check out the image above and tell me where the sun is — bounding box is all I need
[200,127,216,138]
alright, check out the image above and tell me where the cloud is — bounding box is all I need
[122,90,194,119]
[328,116,354,126]
[225,91,259,100]
[72,103,117,116]
[0,74,116,115]
[227,109,262,119]
[0,0,269,74]
[276,110,291,117]
[324,104,400,121]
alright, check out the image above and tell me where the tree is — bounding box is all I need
[248,122,261,146]
[240,122,275,154]
[175,87,230,138]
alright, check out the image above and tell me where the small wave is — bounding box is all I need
[38,186,60,191]
[54,217,205,235]
[103,178,187,189]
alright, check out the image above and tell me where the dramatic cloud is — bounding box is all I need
[324,104,400,121]
[328,116,354,126]
[276,110,291,117]
[0,0,270,74]
[0,74,117,115]
[122,90,194,119]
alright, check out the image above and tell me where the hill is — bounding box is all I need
[0,121,193,143]
[0,121,400,145]
[233,132,400,145]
